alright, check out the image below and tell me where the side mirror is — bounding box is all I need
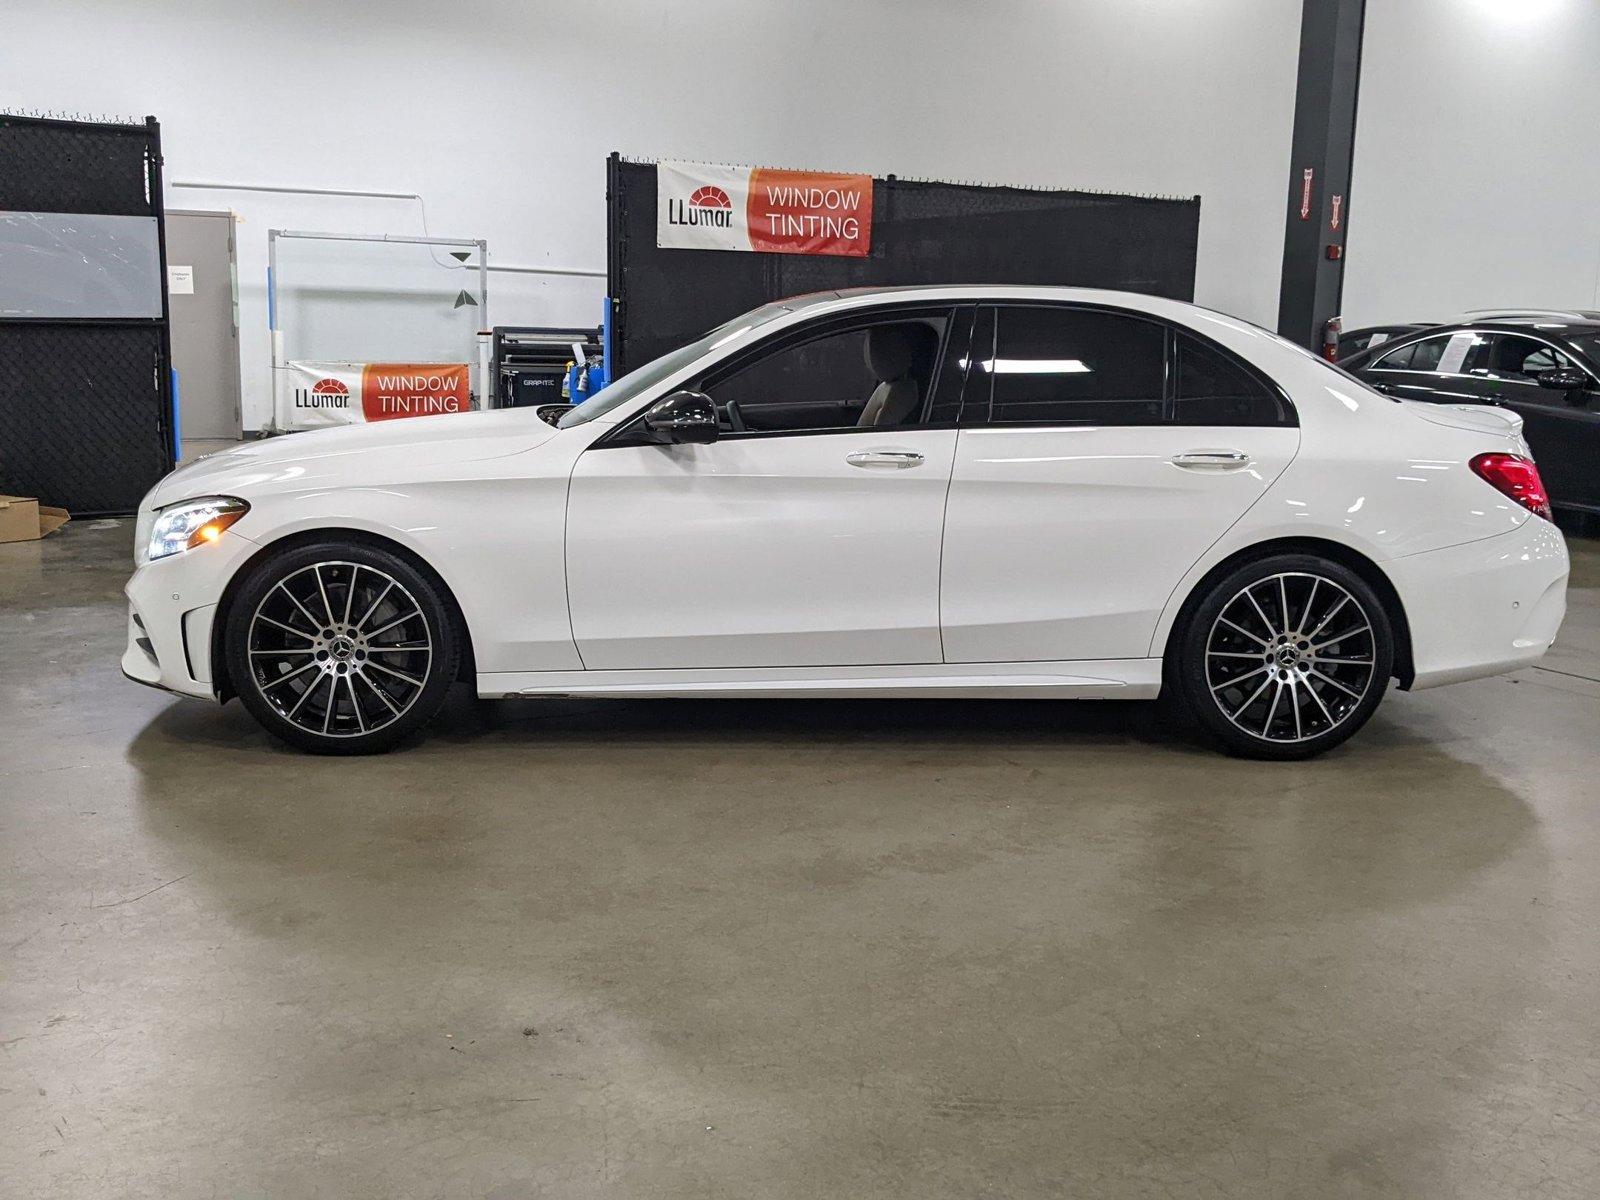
[642,390,719,444]
[1536,367,1587,392]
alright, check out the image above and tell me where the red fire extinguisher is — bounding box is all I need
[1322,315,1342,362]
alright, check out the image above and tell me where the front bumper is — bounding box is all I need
[122,529,260,700]
[1389,518,1570,690]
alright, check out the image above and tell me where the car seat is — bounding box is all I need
[857,326,924,427]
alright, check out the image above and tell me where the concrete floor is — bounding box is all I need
[3,519,1599,1200]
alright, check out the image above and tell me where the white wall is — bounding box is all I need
[1344,0,1600,326]
[4,0,1303,429]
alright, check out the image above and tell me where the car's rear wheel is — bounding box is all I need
[1172,554,1394,760]
[224,541,460,755]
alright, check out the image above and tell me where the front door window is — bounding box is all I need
[700,309,958,434]
[1479,334,1584,384]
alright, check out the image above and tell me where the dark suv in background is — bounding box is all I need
[1343,313,1600,515]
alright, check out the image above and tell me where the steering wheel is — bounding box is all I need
[724,399,747,433]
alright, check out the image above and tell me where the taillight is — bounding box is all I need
[1469,452,1552,520]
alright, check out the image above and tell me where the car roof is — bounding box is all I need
[1370,317,1600,336]
[1460,318,1600,334]
[1458,307,1600,321]
[1342,322,1431,336]
[819,284,1185,304]
[1343,315,1600,374]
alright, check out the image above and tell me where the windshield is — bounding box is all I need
[557,301,795,428]
[1566,333,1600,369]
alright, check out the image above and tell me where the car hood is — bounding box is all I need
[147,409,558,507]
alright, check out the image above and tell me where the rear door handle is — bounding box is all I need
[846,449,925,469]
[1172,449,1251,471]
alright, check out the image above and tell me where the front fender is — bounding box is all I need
[223,477,581,676]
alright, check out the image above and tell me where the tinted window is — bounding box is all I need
[979,306,1165,425]
[559,301,791,427]
[1412,337,1451,371]
[1373,332,1485,374]
[1520,345,1564,373]
[703,313,948,434]
[1174,334,1285,425]
[1371,340,1417,370]
[1483,334,1580,381]
[1567,332,1600,366]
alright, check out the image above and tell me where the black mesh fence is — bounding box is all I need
[0,325,172,516]
[0,113,173,514]
[608,156,1200,374]
[0,115,156,216]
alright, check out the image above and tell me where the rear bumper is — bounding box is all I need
[122,530,258,701]
[1389,519,1569,690]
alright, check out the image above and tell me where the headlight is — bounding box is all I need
[145,496,250,562]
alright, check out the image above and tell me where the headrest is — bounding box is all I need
[864,325,917,381]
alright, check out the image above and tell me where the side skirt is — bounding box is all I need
[477,659,1163,701]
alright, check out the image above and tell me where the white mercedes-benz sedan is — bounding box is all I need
[123,287,1569,758]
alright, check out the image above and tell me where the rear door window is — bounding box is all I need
[974,306,1167,425]
[961,305,1292,427]
[1373,332,1485,374]
[1371,340,1418,370]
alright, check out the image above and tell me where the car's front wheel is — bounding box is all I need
[224,541,460,754]
[1172,554,1394,760]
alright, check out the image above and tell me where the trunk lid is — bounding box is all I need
[1401,400,1524,439]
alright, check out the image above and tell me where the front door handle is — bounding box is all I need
[846,449,925,469]
[1172,449,1251,471]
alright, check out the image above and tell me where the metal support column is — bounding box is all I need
[1277,0,1367,351]
[146,115,177,466]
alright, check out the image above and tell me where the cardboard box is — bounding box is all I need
[0,495,70,544]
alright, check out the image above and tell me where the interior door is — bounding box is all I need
[565,307,966,671]
[940,305,1300,664]
[165,211,242,441]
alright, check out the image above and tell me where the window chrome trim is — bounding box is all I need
[1368,329,1487,376]
[1369,327,1599,386]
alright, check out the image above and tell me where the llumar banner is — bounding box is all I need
[657,160,871,257]
[276,361,470,429]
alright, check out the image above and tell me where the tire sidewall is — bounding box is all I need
[224,540,460,755]
[1175,554,1394,760]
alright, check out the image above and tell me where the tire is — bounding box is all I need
[224,540,461,755]
[1170,554,1394,760]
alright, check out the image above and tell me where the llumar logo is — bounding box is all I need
[294,377,350,409]
[667,184,733,229]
